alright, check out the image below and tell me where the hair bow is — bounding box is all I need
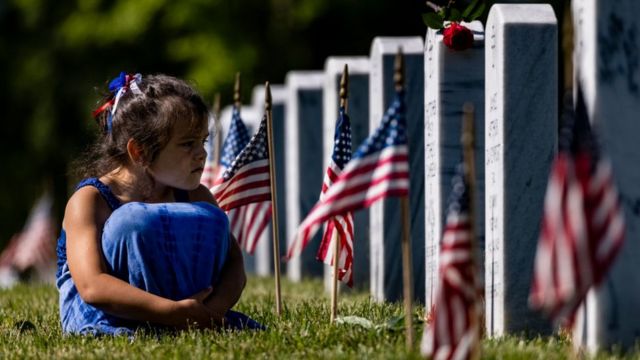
[92,72,142,132]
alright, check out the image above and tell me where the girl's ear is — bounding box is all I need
[126,139,145,165]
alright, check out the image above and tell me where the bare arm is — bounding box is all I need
[189,185,247,316]
[205,236,246,317]
[65,187,215,328]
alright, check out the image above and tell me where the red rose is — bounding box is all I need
[442,22,474,51]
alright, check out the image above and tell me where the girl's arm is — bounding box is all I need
[65,187,218,328]
[189,185,247,317]
[204,235,246,317]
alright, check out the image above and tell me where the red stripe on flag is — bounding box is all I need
[215,179,271,204]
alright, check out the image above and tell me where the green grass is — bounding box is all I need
[0,277,637,359]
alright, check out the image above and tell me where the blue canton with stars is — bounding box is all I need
[332,107,352,169]
[222,114,270,181]
[353,91,407,158]
[220,107,251,168]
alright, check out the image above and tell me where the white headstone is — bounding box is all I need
[484,4,557,337]
[424,21,485,312]
[285,71,326,282]
[322,57,371,292]
[572,0,640,352]
[249,85,288,277]
[369,37,425,302]
[219,105,262,274]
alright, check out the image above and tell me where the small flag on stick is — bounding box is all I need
[288,69,409,261]
[315,65,355,288]
[421,103,481,360]
[210,73,272,254]
[529,87,625,325]
[211,112,272,253]
[0,192,56,281]
[290,51,412,345]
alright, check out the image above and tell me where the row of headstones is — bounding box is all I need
[217,2,640,351]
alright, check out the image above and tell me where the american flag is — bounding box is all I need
[0,193,56,274]
[211,111,272,254]
[421,163,481,360]
[529,87,625,325]
[313,106,354,286]
[219,107,251,175]
[289,91,409,261]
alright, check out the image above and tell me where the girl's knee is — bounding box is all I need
[101,203,155,261]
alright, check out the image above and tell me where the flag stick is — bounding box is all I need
[400,196,414,348]
[395,48,414,349]
[330,231,340,322]
[234,72,242,109]
[330,64,350,324]
[265,82,283,316]
[212,93,222,169]
[461,102,481,360]
[461,103,477,250]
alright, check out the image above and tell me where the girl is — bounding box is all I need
[56,73,261,335]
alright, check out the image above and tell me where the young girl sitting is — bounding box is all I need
[56,73,261,335]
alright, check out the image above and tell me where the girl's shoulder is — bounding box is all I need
[63,186,114,230]
[187,184,220,207]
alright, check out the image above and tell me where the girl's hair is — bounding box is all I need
[74,74,209,179]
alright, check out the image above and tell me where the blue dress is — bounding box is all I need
[56,178,262,336]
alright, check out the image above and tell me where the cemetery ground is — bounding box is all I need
[0,277,637,359]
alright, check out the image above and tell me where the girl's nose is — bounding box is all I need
[195,144,207,161]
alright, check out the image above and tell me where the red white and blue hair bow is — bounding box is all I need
[92,72,142,132]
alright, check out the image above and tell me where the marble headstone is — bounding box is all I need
[322,57,371,292]
[285,71,326,282]
[572,0,640,352]
[369,37,425,302]
[424,21,485,312]
[250,84,289,277]
[484,4,556,337]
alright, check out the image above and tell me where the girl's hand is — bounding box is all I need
[202,235,246,317]
[172,287,220,329]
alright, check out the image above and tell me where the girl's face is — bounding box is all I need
[148,119,208,191]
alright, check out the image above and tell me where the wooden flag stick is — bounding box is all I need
[234,72,242,109]
[265,82,283,316]
[461,102,481,360]
[330,64,349,324]
[395,48,414,349]
[400,196,414,348]
[341,64,350,115]
[212,93,222,169]
[461,103,477,240]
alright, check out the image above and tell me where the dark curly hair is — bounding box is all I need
[74,74,209,179]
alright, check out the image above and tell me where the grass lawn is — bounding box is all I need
[0,276,636,359]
